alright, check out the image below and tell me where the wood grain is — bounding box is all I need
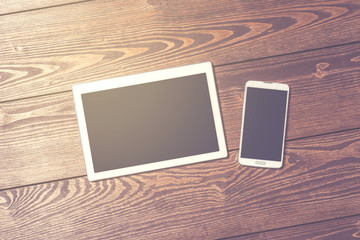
[1,0,360,102]
[0,93,86,189]
[1,0,359,239]
[227,215,360,239]
[0,0,89,15]
[1,42,360,190]
[0,128,359,239]
[218,41,360,150]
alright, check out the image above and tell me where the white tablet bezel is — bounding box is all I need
[239,80,289,169]
[73,62,227,181]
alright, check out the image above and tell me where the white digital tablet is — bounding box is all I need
[73,62,228,181]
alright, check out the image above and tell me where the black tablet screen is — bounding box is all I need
[81,73,219,172]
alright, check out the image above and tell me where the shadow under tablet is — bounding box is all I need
[81,73,219,173]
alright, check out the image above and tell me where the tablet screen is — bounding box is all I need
[73,62,227,181]
[82,73,219,172]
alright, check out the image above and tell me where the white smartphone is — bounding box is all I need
[239,80,289,168]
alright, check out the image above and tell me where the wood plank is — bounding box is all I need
[0,93,86,189]
[1,0,360,102]
[227,215,360,239]
[0,0,89,15]
[1,42,360,190]
[0,129,359,239]
[217,42,360,150]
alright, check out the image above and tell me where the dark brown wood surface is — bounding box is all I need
[1,0,360,102]
[229,215,360,239]
[0,0,88,15]
[1,42,360,190]
[1,129,359,239]
[0,0,360,239]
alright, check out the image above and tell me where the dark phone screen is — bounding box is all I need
[240,87,288,161]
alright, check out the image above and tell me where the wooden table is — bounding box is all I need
[1,0,360,239]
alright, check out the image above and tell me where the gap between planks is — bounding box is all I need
[1,0,360,102]
[0,0,93,16]
[1,41,360,190]
[221,213,360,240]
[1,128,359,239]
[1,126,359,193]
[215,40,360,69]
[0,39,360,105]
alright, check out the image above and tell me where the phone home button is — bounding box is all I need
[255,161,266,165]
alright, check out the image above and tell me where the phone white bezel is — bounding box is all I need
[239,80,289,169]
[73,62,228,181]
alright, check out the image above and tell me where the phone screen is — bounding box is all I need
[240,87,288,161]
